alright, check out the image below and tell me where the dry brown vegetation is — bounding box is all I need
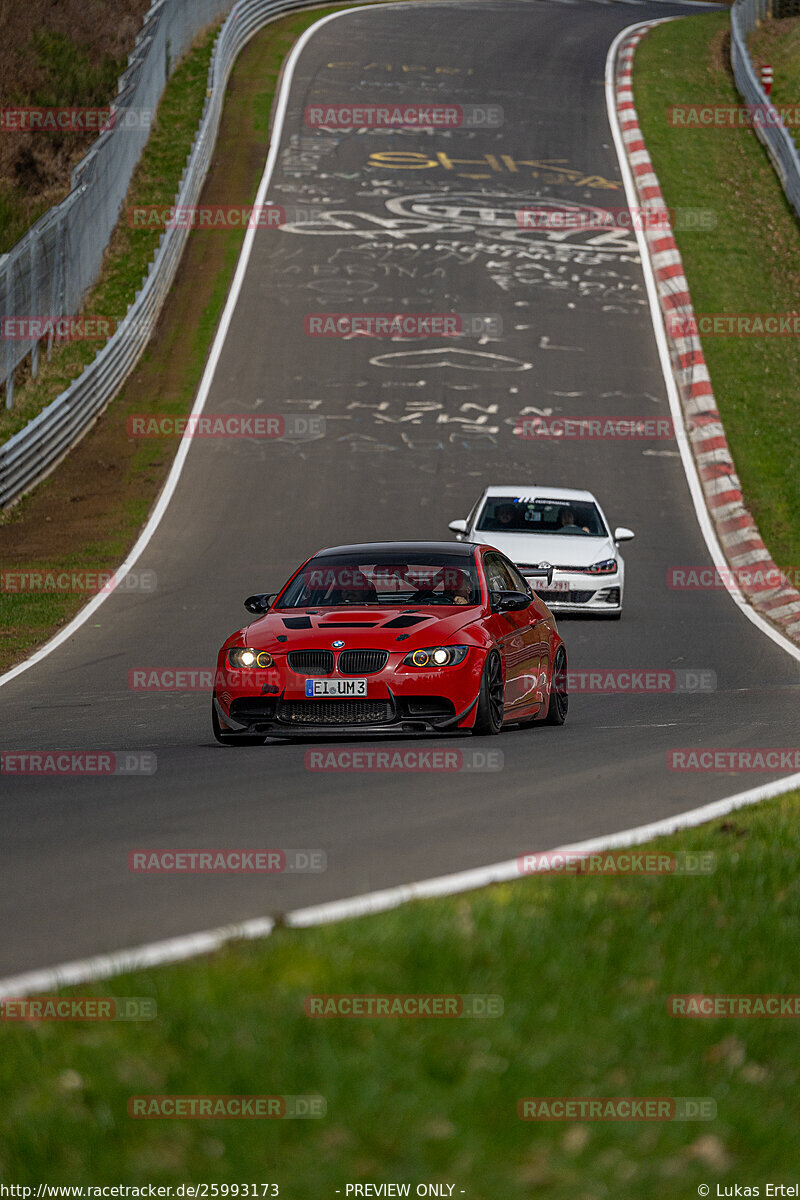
[0,0,152,248]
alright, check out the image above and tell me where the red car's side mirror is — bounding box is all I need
[491,590,531,613]
[244,593,274,615]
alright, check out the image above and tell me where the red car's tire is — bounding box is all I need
[542,645,568,725]
[212,694,265,746]
[472,651,504,735]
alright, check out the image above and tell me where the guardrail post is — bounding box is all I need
[5,268,14,410]
[48,218,64,363]
[30,231,40,380]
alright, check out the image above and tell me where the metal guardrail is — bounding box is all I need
[730,0,800,219]
[0,0,343,508]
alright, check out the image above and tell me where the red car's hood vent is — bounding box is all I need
[281,613,429,629]
[249,606,473,648]
[325,621,379,627]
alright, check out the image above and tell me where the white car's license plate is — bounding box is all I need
[305,678,367,697]
[545,580,571,593]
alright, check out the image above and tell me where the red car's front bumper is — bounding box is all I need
[213,647,487,738]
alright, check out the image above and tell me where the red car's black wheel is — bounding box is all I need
[472,651,504,735]
[542,646,568,725]
[212,694,265,746]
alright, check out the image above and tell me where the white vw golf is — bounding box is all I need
[449,486,634,618]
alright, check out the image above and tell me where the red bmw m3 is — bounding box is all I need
[212,541,568,743]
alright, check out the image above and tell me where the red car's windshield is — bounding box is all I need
[278,553,481,607]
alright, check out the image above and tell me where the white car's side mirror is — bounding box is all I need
[614,527,635,543]
[449,519,468,536]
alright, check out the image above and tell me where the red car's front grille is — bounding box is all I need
[337,649,389,675]
[277,700,393,725]
[287,650,334,675]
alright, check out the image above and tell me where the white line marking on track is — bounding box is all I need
[2,771,798,998]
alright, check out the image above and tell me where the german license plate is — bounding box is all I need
[305,678,367,697]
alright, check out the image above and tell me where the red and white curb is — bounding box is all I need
[615,24,800,646]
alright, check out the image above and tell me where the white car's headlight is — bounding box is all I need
[588,559,618,575]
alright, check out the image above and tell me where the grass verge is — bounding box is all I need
[1,793,798,1192]
[634,13,800,573]
[749,14,800,156]
[0,5,352,675]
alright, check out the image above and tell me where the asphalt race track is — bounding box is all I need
[2,0,798,980]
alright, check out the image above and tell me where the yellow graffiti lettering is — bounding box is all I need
[368,151,438,169]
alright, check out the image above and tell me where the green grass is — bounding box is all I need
[28,30,124,109]
[0,794,798,1192]
[634,13,800,572]
[0,28,132,254]
[0,189,53,260]
[749,15,800,156]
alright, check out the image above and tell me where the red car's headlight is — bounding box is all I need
[227,648,273,669]
[402,646,469,668]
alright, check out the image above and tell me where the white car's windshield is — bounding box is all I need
[476,496,607,537]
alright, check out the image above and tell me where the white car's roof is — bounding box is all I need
[481,485,597,502]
